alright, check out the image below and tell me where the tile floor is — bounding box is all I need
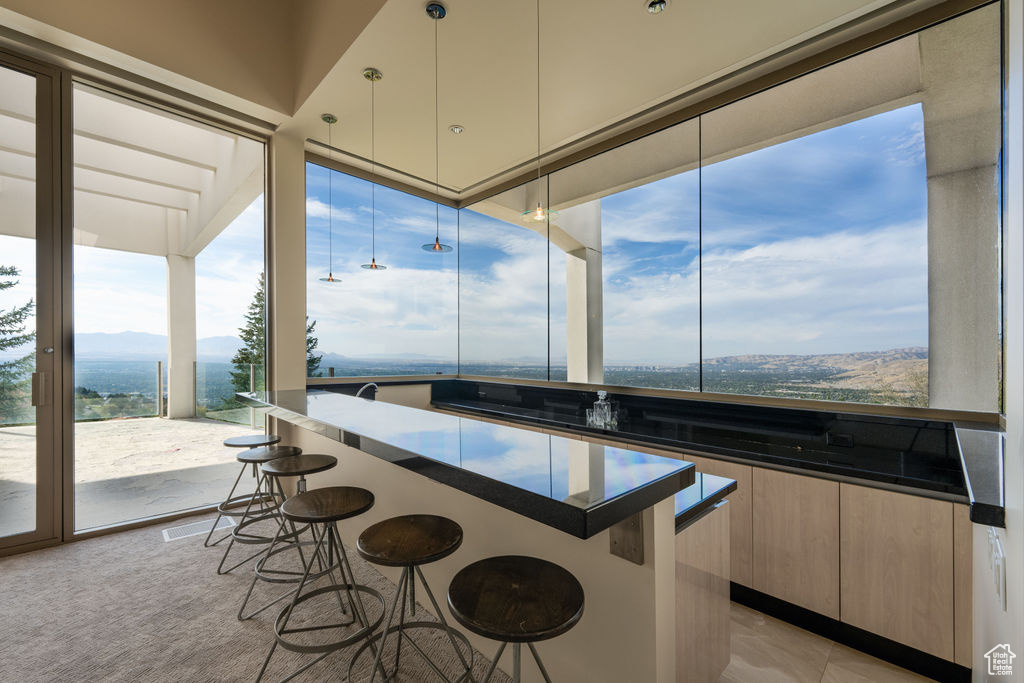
[724,602,931,682]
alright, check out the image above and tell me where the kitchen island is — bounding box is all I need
[240,388,735,683]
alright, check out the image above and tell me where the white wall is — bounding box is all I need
[974,1,1023,679]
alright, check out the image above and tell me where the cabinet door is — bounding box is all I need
[676,501,731,683]
[839,484,954,660]
[753,468,840,618]
[953,503,973,667]
[687,455,753,587]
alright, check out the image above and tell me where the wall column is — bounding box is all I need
[919,7,1001,411]
[267,130,307,392]
[165,253,196,418]
[560,201,603,384]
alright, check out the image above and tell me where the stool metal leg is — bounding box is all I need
[204,461,248,547]
[415,565,474,677]
[258,521,385,683]
[528,643,554,683]
[351,563,473,683]
[481,640,550,683]
[218,471,288,575]
[481,641,507,683]
[239,488,336,622]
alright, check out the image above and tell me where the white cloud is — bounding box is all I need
[306,197,358,223]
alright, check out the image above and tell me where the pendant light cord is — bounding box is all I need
[371,75,376,258]
[328,121,333,274]
[536,0,541,185]
[434,14,441,240]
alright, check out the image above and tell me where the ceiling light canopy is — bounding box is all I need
[646,0,669,15]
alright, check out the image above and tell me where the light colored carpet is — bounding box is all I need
[0,514,510,682]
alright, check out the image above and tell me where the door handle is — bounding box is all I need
[31,372,47,407]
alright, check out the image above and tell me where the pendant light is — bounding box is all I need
[521,0,557,224]
[361,67,387,271]
[422,2,453,253]
[318,113,341,283]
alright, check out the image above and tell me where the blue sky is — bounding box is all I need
[0,196,266,360]
[1,103,928,367]
[307,102,928,365]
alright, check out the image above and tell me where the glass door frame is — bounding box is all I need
[0,49,64,556]
[58,75,271,541]
[0,45,271,550]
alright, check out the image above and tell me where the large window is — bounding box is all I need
[306,164,458,377]
[700,104,929,405]
[304,5,1000,411]
[460,180,551,380]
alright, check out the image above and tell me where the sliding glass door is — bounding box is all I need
[2,51,268,549]
[69,83,267,533]
[0,56,61,551]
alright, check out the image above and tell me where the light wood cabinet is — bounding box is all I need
[572,425,973,665]
[753,468,840,618]
[839,484,954,660]
[953,503,973,667]
[685,455,753,587]
[676,501,731,683]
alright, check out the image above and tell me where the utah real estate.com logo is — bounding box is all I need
[986,644,1016,676]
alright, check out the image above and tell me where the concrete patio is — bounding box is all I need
[0,416,262,535]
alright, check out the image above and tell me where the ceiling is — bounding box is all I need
[0,0,946,198]
[0,74,263,258]
[289,0,915,196]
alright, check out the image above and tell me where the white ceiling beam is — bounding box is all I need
[73,129,218,172]
[74,185,191,211]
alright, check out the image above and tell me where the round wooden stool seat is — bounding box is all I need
[281,486,374,523]
[236,445,302,464]
[224,434,281,449]
[448,555,584,644]
[260,453,337,478]
[357,514,463,567]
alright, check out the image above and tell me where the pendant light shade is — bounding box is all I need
[422,3,454,253]
[318,113,342,284]
[361,67,387,271]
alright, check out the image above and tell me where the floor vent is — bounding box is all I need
[162,517,235,542]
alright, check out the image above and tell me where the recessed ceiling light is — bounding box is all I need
[449,124,464,134]
[646,0,668,14]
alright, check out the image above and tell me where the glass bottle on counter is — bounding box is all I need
[587,390,618,430]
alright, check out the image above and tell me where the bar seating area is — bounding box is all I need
[205,434,585,682]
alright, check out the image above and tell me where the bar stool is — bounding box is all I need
[238,454,338,620]
[204,434,284,548]
[215,444,303,575]
[256,486,386,682]
[447,556,585,683]
[348,515,474,682]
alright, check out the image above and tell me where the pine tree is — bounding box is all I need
[231,272,322,392]
[0,265,36,421]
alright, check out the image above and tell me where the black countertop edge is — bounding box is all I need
[241,393,696,539]
[434,399,971,502]
[675,479,737,534]
[954,423,1005,527]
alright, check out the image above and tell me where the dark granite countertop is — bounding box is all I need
[425,379,1004,527]
[955,423,1004,526]
[238,389,703,539]
[675,473,736,533]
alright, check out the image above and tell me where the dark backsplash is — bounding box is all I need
[430,379,965,496]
